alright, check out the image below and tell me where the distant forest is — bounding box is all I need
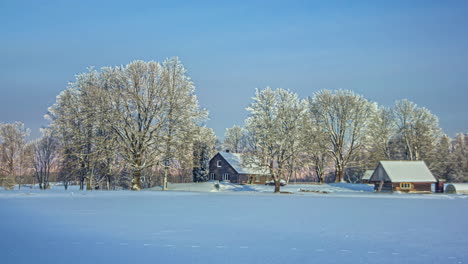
[1,59,467,190]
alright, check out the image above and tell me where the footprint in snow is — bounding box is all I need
[191,245,200,248]
[240,246,249,249]
[391,252,400,255]
[340,249,352,253]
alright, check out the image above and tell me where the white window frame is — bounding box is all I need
[222,173,229,181]
[400,182,412,189]
[217,160,222,167]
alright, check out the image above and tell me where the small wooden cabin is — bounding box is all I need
[369,161,436,193]
[361,170,374,184]
[208,151,270,184]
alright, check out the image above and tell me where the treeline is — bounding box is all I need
[224,88,468,192]
[1,59,467,191]
[0,58,217,190]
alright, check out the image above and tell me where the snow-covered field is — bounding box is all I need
[162,181,376,193]
[1,184,467,264]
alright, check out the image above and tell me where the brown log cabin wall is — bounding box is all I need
[393,182,432,193]
[374,182,433,193]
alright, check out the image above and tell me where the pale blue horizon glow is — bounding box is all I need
[1,0,467,139]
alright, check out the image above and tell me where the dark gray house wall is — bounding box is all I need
[208,153,242,183]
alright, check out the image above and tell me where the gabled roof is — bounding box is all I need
[362,170,374,181]
[371,161,436,183]
[218,152,269,175]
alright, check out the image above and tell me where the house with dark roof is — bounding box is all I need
[369,161,436,193]
[361,170,374,184]
[208,151,270,184]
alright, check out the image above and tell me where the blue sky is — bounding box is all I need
[1,0,467,139]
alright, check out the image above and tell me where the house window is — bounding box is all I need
[400,183,412,189]
[255,175,260,182]
[222,173,229,181]
[217,160,222,167]
[210,173,215,180]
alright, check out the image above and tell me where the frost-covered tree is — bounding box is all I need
[427,135,454,181]
[0,122,29,189]
[450,133,468,182]
[245,88,305,192]
[367,107,397,162]
[193,127,217,182]
[47,70,102,190]
[159,57,207,190]
[223,125,246,153]
[308,90,376,183]
[301,116,331,184]
[102,61,169,190]
[48,58,206,190]
[394,99,441,162]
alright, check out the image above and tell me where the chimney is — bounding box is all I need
[225,149,230,153]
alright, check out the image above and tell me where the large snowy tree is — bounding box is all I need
[159,57,207,190]
[244,88,305,192]
[48,58,205,190]
[308,90,376,183]
[393,99,441,162]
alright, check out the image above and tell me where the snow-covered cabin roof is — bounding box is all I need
[362,170,374,181]
[218,152,269,175]
[370,161,436,183]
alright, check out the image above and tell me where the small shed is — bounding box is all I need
[361,170,374,184]
[208,151,270,184]
[369,161,437,193]
[445,184,468,194]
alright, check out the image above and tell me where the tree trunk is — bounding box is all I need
[79,178,84,190]
[335,164,345,183]
[162,164,169,190]
[274,178,280,193]
[36,172,43,190]
[132,170,142,191]
[106,175,110,190]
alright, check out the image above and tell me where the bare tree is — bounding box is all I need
[31,129,58,189]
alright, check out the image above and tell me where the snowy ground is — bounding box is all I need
[1,185,467,264]
[162,181,376,193]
